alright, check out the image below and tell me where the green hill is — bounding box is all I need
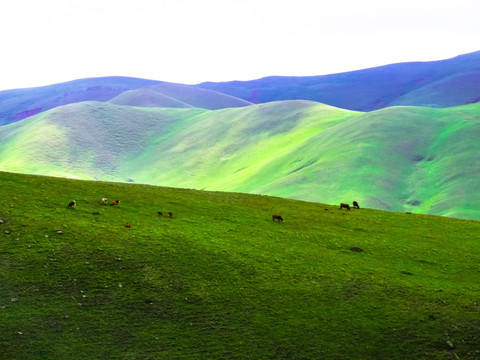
[0,171,479,359]
[0,100,479,220]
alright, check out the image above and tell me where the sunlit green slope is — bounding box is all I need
[0,101,479,220]
[248,104,480,220]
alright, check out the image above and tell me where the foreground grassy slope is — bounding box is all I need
[0,100,479,220]
[0,171,479,359]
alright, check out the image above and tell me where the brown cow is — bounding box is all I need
[272,214,284,222]
[110,200,120,206]
[158,211,172,217]
[125,222,131,228]
[339,203,350,210]
[67,200,76,209]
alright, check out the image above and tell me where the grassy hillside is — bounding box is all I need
[0,100,479,220]
[249,104,480,220]
[0,171,479,359]
[0,101,208,180]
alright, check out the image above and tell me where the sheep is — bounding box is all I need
[101,197,108,205]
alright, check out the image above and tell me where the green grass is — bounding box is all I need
[1,101,479,220]
[1,171,480,359]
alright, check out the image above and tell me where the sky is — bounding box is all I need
[0,0,479,91]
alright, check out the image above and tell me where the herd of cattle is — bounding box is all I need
[272,200,360,222]
[66,197,173,228]
[339,201,360,211]
[67,198,360,226]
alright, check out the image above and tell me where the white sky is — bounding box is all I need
[0,0,479,91]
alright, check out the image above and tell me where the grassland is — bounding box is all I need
[0,100,479,220]
[1,171,480,359]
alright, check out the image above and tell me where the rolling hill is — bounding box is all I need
[108,82,253,109]
[0,76,162,125]
[1,50,479,126]
[1,171,479,359]
[198,50,480,110]
[0,100,478,220]
[0,78,251,126]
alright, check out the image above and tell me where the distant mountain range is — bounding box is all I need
[198,50,480,110]
[0,51,479,220]
[2,50,480,126]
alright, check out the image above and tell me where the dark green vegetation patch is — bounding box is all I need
[1,171,479,359]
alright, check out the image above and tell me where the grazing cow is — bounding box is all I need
[272,214,284,222]
[110,200,120,206]
[125,222,131,228]
[168,212,173,218]
[101,197,108,205]
[353,201,360,209]
[339,203,350,210]
[157,211,163,216]
[67,200,76,209]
